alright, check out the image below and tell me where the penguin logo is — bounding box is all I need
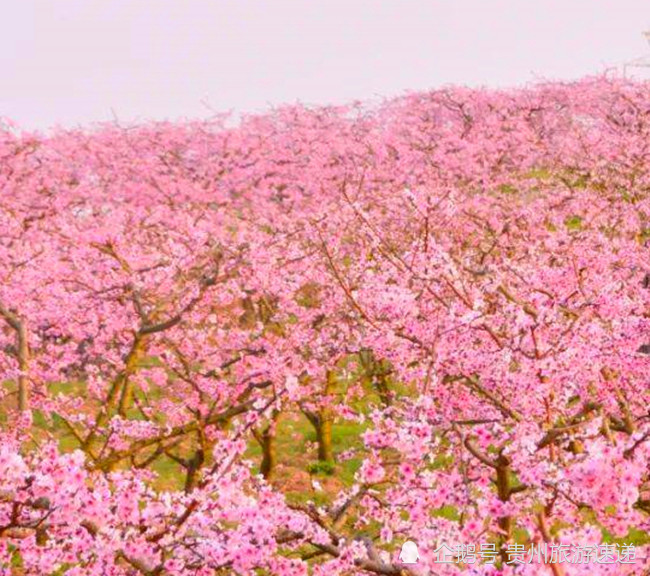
[399,540,420,564]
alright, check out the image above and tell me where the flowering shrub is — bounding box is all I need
[1,77,650,574]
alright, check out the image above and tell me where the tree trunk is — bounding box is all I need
[304,371,336,464]
[495,453,513,563]
[255,411,280,479]
[0,304,31,412]
[259,426,277,479]
[117,334,147,417]
[184,449,205,493]
[360,349,393,407]
[84,334,146,456]
[16,321,30,412]
[374,363,393,407]
[315,416,334,463]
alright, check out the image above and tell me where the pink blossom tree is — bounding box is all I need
[2,78,650,575]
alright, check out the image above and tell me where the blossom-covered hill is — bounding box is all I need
[1,77,650,575]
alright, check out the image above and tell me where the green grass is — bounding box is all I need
[246,412,365,483]
[564,214,583,231]
[3,366,386,525]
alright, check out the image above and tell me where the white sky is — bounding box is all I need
[2,0,650,130]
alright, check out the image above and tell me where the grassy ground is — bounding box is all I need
[145,411,367,498]
[4,373,650,561]
[247,413,366,502]
[3,376,371,502]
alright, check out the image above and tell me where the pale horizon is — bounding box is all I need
[2,0,650,131]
